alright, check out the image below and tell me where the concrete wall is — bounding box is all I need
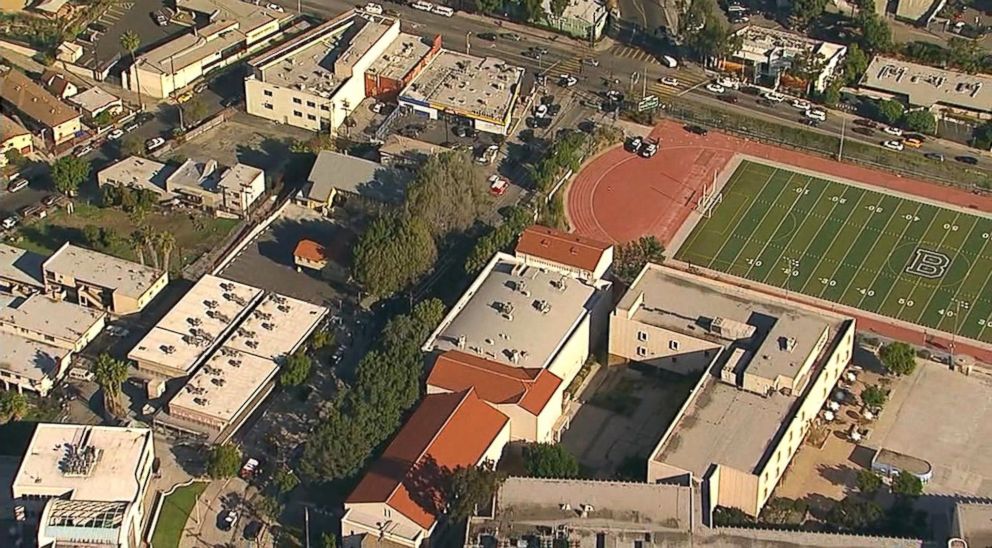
[609,316,722,375]
[245,78,332,131]
[0,351,69,397]
[341,503,426,548]
[483,420,511,464]
[494,402,536,442]
[547,314,590,384]
[715,464,760,516]
[536,382,565,442]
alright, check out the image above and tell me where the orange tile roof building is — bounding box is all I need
[342,389,510,547]
[293,239,328,271]
[0,66,81,146]
[515,225,613,282]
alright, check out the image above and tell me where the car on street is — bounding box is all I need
[500,32,522,41]
[146,137,166,151]
[107,128,125,140]
[761,91,785,102]
[924,152,944,162]
[106,325,130,337]
[452,125,474,138]
[883,126,903,136]
[221,510,239,531]
[364,2,383,13]
[718,94,739,104]
[266,3,284,11]
[240,458,259,479]
[705,83,725,93]
[955,155,979,165]
[659,76,679,86]
[532,46,549,55]
[791,99,811,110]
[526,117,551,129]
[42,195,58,207]
[73,145,93,157]
[583,58,599,66]
[805,109,826,121]
[176,91,194,103]
[522,49,541,60]
[1,216,17,230]
[558,74,577,87]
[660,55,678,68]
[7,178,28,192]
[152,10,169,25]
[854,118,878,128]
[715,77,738,89]
[903,137,923,148]
[882,139,904,151]
[488,175,509,196]
[88,22,108,33]
[476,144,498,165]
[193,82,208,94]
[685,124,708,136]
[411,0,433,10]
[533,104,549,118]
[625,136,643,152]
[431,5,454,16]
[638,140,658,158]
[477,32,497,41]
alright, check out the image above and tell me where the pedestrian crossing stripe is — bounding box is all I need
[609,46,659,63]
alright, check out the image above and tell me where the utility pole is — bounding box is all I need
[304,506,311,548]
[465,31,472,56]
[838,117,846,161]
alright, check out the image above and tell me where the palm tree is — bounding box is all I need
[120,31,144,110]
[139,225,159,269]
[158,231,176,273]
[130,229,146,265]
[92,353,128,418]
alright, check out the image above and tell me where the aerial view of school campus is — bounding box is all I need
[1,0,991,547]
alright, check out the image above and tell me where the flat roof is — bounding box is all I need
[0,243,45,288]
[336,16,393,70]
[128,274,263,374]
[0,294,105,343]
[66,86,120,113]
[541,0,606,23]
[217,163,263,191]
[366,32,432,81]
[378,134,450,159]
[401,50,523,124]
[168,347,278,423]
[259,22,348,95]
[13,424,151,503]
[43,244,164,299]
[97,156,173,195]
[223,292,327,360]
[874,448,932,476]
[307,151,409,203]
[426,254,599,369]
[860,56,992,113]
[0,332,69,382]
[0,67,79,127]
[734,25,844,58]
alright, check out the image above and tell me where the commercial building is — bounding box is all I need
[299,150,408,211]
[858,56,992,120]
[723,26,846,93]
[342,389,510,548]
[0,65,81,146]
[1,113,33,166]
[245,12,408,133]
[130,274,327,441]
[539,0,608,41]
[97,156,265,217]
[42,243,169,316]
[12,424,155,548]
[126,0,293,99]
[0,243,45,296]
[67,86,123,119]
[399,50,525,135]
[611,263,855,517]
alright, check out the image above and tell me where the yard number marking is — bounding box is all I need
[820,278,837,286]
[897,298,915,307]
[746,258,762,267]
[830,196,847,204]
[867,204,884,213]
[857,287,876,297]
[904,214,920,222]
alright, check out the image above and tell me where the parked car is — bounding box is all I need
[583,58,600,66]
[705,83,725,93]
[221,510,239,531]
[685,124,708,136]
[558,74,578,87]
[882,139,904,151]
[430,5,454,16]
[452,125,474,138]
[805,109,826,121]
[851,126,874,136]
[410,0,434,10]
[761,91,785,102]
[500,32,521,41]
[146,137,166,151]
[854,118,878,128]
[152,10,169,25]
[7,178,28,192]
[883,126,903,136]
[193,82,208,94]
[522,49,541,60]
[955,155,979,165]
[638,140,658,158]
[73,145,93,157]
[363,2,383,13]
[477,32,497,41]
[791,99,811,110]
[924,152,944,162]
[533,104,549,118]
[106,325,130,337]
[625,136,644,152]
[176,91,194,104]
[488,175,509,196]
[660,55,678,68]
[42,195,58,207]
[107,128,125,140]
[1,216,17,230]
[718,94,739,104]
[239,458,260,479]
[903,137,923,148]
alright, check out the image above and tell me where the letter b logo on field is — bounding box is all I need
[905,249,950,279]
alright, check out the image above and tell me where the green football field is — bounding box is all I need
[675,160,992,344]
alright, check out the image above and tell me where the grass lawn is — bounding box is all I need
[9,202,240,273]
[151,481,208,548]
[675,160,992,344]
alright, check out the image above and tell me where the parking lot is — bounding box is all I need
[170,111,312,170]
[76,0,188,72]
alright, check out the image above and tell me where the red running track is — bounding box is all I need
[566,118,992,365]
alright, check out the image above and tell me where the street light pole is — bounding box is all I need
[465,31,471,56]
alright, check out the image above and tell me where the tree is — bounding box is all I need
[974,120,992,150]
[549,0,568,19]
[522,443,580,478]
[790,0,828,31]
[0,391,28,423]
[280,351,312,387]
[614,236,665,285]
[760,497,808,525]
[120,31,143,109]
[446,462,505,521]
[157,231,176,273]
[320,532,337,548]
[4,148,27,169]
[93,353,128,416]
[947,36,983,73]
[786,49,827,96]
[464,207,534,274]
[901,110,936,134]
[856,6,892,53]
[207,443,242,479]
[406,151,490,238]
[93,110,114,128]
[50,155,90,195]
[254,494,283,521]
[842,43,870,84]
[121,134,145,157]
[518,0,545,21]
[827,496,883,530]
[712,506,753,526]
[875,99,905,125]
[272,467,300,496]
[879,341,916,376]
[861,385,888,408]
[891,470,923,497]
[856,469,883,494]
[353,215,437,300]
[310,329,334,350]
[474,0,502,13]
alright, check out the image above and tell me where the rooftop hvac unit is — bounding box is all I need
[278,304,290,313]
[188,317,202,326]
[205,300,219,309]
[220,282,234,291]
[457,335,466,349]
[163,345,177,354]
[211,377,226,386]
[246,339,259,349]
[709,317,756,340]
[229,359,242,367]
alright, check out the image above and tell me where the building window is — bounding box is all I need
[637,331,648,342]
[307,114,316,121]
[636,346,647,357]
[669,339,680,351]
[263,103,273,110]
[292,97,302,104]
[263,90,273,97]
[320,104,329,111]
[306,101,316,108]
[293,110,303,117]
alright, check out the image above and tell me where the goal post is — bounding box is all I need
[697,170,723,218]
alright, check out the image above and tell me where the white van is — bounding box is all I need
[411,0,433,11]
[661,55,678,68]
[431,5,454,16]
[68,368,95,381]
[363,2,383,13]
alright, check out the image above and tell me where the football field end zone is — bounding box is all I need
[661,258,992,367]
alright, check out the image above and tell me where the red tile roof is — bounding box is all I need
[346,389,509,530]
[515,225,611,272]
[293,239,328,263]
[426,351,562,416]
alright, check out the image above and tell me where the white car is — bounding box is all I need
[1,216,17,230]
[705,83,725,93]
[883,126,903,136]
[223,510,239,530]
[363,2,383,13]
[559,74,577,87]
[716,77,738,89]
[106,325,130,337]
[791,99,811,110]
[583,58,599,66]
[430,4,453,15]
[146,137,166,151]
[882,139,904,151]
[533,104,548,118]
[266,2,284,11]
[411,0,433,11]
[805,109,826,121]
[660,55,678,68]
[761,91,785,102]
[659,76,679,87]
[107,128,125,140]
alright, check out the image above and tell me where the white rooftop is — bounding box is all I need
[0,294,105,344]
[0,332,69,382]
[224,292,326,361]
[734,25,845,64]
[43,244,164,299]
[13,424,152,503]
[425,253,601,369]
[66,87,120,114]
[217,163,264,192]
[366,32,432,81]
[0,243,45,289]
[401,50,524,124]
[97,157,171,196]
[168,347,279,423]
[860,56,992,114]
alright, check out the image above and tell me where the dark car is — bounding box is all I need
[903,133,926,142]
[924,152,944,162]
[718,94,739,104]
[684,124,708,136]
[88,22,108,33]
[522,49,541,60]
[452,125,474,138]
[42,195,58,207]
[853,118,879,128]
[803,119,821,127]
[625,136,643,152]
[244,521,264,541]
[955,155,979,165]
[851,126,874,136]
[477,32,497,41]
[757,98,775,107]
[500,32,522,41]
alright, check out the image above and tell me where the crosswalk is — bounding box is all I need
[609,45,661,63]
